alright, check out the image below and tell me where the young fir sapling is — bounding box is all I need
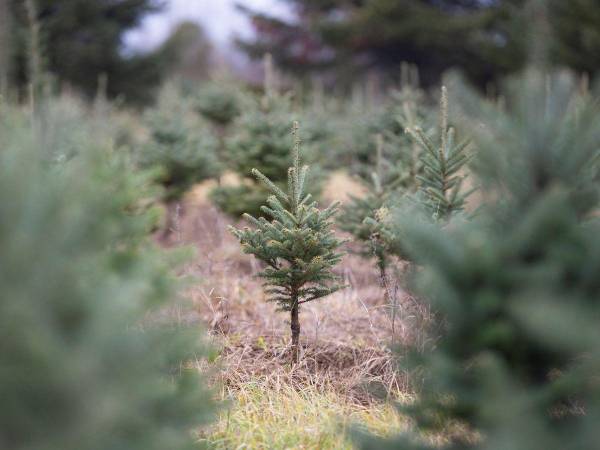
[230,121,345,363]
[406,86,472,221]
[195,77,241,181]
[345,64,430,187]
[338,134,396,279]
[364,87,472,255]
[211,55,322,218]
[337,74,431,270]
[139,83,220,240]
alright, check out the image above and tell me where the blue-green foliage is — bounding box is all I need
[230,121,345,312]
[195,80,241,127]
[337,80,433,270]
[0,102,215,450]
[338,135,397,271]
[360,70,600,450]
[212,91,322,218]
[406,86,473,221]
[230,122,345,361]
[139,83,221,201]
[362,86,472,263]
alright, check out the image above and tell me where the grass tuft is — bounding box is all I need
[203,381,409,449]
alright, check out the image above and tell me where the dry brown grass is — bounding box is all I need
[322,170,367,203]
[168,183,430,396]
[159,177,434,447]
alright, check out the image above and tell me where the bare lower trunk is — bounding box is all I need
[290,297,300,364]
[378,259,389,303]
[378,260,398,346]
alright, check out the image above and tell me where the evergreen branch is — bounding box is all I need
[252,168,289,203]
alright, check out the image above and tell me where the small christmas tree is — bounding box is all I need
[140,83,220,202]
[139,83,220,240]
[344,65,432,189]
[194,77,243,179]
[405,86,473,221]
[338,135,397,278]
[195,79,241,128]
[337,71,433,275]
[211,69,323,218]
[362,86,472,263]
[230,121,345,363]
[385,76,432,192]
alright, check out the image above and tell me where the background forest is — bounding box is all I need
[2,0,600,449]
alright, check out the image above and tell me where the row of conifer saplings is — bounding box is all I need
[230,86,470,363]
[229,71,600,449]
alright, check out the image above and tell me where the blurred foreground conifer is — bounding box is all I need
[0,104,215,450]
[359,70,600,450]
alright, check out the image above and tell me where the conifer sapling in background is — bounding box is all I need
[338,72,434,280]
[195,77,242,178]
[378,64,432,192]
[385,78,431,192]
[139,83,220,239]
[338,134,397,280]
[406,86,473,221]
[230,121,345,363]
[195,81,240,129]
[364,86,472,262]
[211,56,322,218]
[343,64,431,188]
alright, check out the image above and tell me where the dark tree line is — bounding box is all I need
[3,0,208,104]
[239,0,600,88]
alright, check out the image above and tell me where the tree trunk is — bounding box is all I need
[290,296,300,364]
[378,259,389,303]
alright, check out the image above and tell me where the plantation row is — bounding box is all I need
[2,60,600,449]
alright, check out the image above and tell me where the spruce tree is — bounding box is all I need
[211,59,322,218]
[140,83,220,202]
[342,68,432,190]
[9,0,167,103]
[384,68,432,192]
[359,70,600,450]
[195,79,241,129]
[362,86,472,263]
[194,77,243,184]
[138,83,220,239]
[230,121,345,363]
[0,103,215,450]
[338,135,397,278]
[405,86,473,221]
